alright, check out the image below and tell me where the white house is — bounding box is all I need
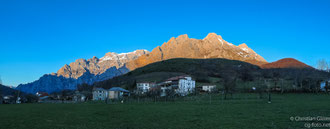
[92,88,108,101]
[159,75,195,96]
[93,87,130,100]
[202,85,216,92]
[136,82,155,94]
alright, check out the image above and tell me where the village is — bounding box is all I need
[1,75,222,104]
[2,74,330,104]
[60,75,215,103]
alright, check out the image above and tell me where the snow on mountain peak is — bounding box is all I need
[100,49,149,62]
[241,48,249,52]
[217,37,224,46]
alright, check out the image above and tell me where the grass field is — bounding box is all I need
[1,93,330,129]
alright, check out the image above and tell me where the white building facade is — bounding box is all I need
[92,88,108,101]
[160,76,195,96]
[136,82,155,94]
[176,76,195,96]
[202,85,216,92]
[136,76,196,96]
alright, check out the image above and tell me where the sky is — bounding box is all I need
[0,0,330,86]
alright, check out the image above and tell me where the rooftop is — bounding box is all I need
[166,75,191,81]
[109,87,130,93]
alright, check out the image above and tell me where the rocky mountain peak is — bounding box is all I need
[238,43,252,53]
[238,43,248,48]
[88,56,99,62]
[176,34,189,40]
[126,33,268,70]
[57,49,149,79]
[75,59,87,64]
[104,52,117,57]
[204,33,223,41]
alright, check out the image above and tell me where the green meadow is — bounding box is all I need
[1,93,330,129]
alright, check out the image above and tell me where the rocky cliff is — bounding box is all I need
[126,33,267,70]
[57,50,149,78]
[16,50,148,94]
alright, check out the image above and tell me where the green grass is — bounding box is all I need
[1,94,330,129]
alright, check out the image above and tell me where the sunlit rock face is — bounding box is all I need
[126,33,267,70]
[57,49,149,79]
[16,50,148,94]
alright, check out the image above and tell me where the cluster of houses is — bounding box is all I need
[31,74,215,102]
[136,75,197,96]
[1,75,215,104]
[91,75,198,101]
[34,91,86,103]
[0,95,18,104]
[90,75,223,101]
[33,77,330,103]
[135,75,219,96]
[3,76,329,104]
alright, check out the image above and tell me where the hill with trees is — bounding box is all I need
[93,58,330,93]
[261,58,312,69]
[0,84,17,96]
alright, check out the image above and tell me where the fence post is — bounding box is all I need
[209,94,211,104]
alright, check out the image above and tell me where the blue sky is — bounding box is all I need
[0,0,330,86]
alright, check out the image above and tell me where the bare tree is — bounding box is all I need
[223,73,237,100]
[325,81,329,93]
[0,75,2,85]
[256,78,266,99]
[328,61,330,72]
[317,59,328,71]
[263,79,272,103]
[294,71,304,92]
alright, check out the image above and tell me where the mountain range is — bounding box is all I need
[56,50,149,79]
[16,50,148,93]
[126,33,267,70]
[15,33,311,94]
